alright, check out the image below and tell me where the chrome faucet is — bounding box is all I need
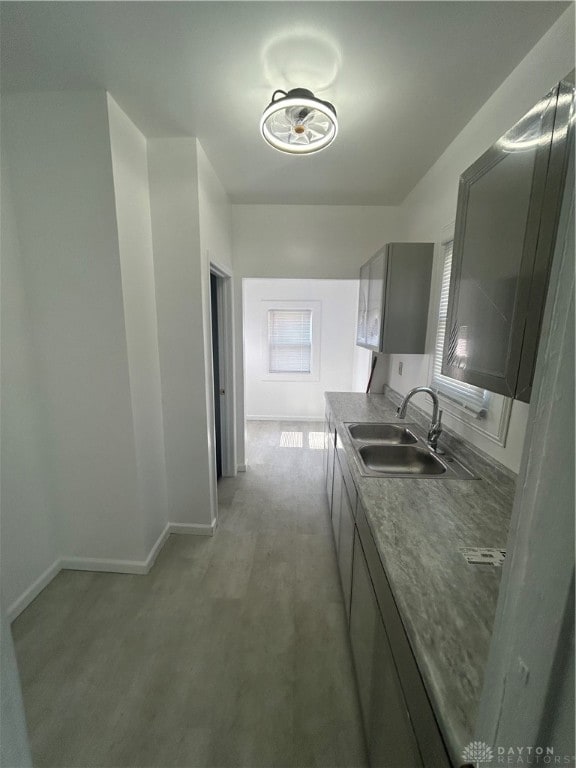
[397,386,443,452]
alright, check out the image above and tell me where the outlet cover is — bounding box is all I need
[460,547,506,566]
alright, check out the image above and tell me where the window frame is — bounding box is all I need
[260,300,321,382]
[268,308,313,375]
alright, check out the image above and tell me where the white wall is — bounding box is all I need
[148,138,215,528]
[243,279,359,420]
[107,94,168,553]
[2,91,146,565]
[374,8,574,473]
[233,205,400,279]
[2,93,232,620]
[2,95,227,619]
[0,608,32,768]
[0,131,60,613]
[197,141,233,273]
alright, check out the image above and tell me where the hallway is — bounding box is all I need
[12,420,367,768]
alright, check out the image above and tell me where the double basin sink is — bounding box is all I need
[344,422,474,479]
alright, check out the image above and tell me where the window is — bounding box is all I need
[268,309,312,374]
[431,239,489,416]
[260,299,321,382]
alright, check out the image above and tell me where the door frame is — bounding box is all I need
[209,262,236,477]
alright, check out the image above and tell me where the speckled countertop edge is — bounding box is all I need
[325,392,515,766]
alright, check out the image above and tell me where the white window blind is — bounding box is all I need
[268,309,312,374]
[432,240,488,416]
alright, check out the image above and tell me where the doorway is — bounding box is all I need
[210,272,222,478]
[209,265,235,480]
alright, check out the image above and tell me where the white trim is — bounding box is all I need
[146,523,171,568]
[60,556,151,575]
[60,523,171,576]
[441,220,456,245]
[7,559,62,622]
[425,326,513,447]
[246,415,325,422]
[435,389,513,447]
[6,521,217,622]
[237,463,247,473]
[169,521,216,536]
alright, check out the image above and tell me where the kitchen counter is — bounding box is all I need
[326,391,516,766]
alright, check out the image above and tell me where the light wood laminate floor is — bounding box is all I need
[13,420,367,768]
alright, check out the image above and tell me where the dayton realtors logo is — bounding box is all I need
[462,742,575,766]
[462,741,494,767]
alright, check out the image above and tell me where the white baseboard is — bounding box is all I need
[169,521,216,536]
[60,523,172,576]
[237,463,247,473]
[7,521,216,622]
[7,558,62,623]
[146,523,171,568]
[246,415,324,422]
[60,556,151,575]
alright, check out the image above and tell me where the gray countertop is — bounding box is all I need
[325,391,515,766]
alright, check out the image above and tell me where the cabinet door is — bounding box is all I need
[350,533,422,768]
[365,250,386,349]
[358,244,432,353]
[515,77,574,401]
[442,84,563,397]
[331,457,343,547]
[382,243,433,354]
[337,477,355,620]
[356,261,370,346]
[325,421,335,509]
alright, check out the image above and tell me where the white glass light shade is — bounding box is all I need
[260,89,338,155]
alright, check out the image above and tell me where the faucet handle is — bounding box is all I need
[428,410,443,452]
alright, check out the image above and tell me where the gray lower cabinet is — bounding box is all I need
[326,421,357,619]
[324,407,450,768]
[337,457,356,619]
[350,531,423,768]
[331,456,343,544]
[325,412,335,508]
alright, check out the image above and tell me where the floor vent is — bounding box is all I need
[460,547,506,567]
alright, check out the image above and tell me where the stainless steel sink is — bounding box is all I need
[346,423,418,444]
[358,444,447,475]
[343,421,475,479]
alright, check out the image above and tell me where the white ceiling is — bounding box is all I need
[0,1,568,205]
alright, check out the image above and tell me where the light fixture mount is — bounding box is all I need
[260,87,338,155]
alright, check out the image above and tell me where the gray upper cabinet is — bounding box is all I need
[443,76,574,401]
[356,261,370,346]
[356,243,433,353]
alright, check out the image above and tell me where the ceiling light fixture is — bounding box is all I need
[260,88,338,155]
